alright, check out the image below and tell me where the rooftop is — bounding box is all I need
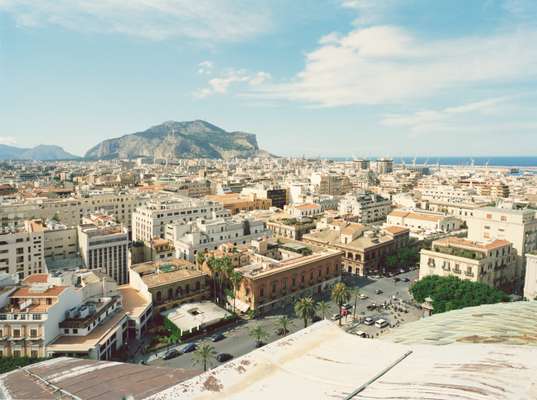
[148,318,537,400]
[118,285,152,319]
[132,259,206,288]
[0,357,198,400]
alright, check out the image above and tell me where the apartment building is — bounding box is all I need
[387,210,462,234]
[206,193,271,215]
[303,222,409,276]
[266,215,317,240]
[165,216,270,261]
[78,223,129,284]
[42,220,78,260]
[0,190,150,231]
[0,220,46,280]
[284,203,323,219]
[467,207,537,255]
[241,186,288,209]
[375,158,393,174]
[234,246,342,314]
[338,192,392,223]
[311,173,352,196]
[419,237,517,292]
[132,197,228,242]
[422,199,490,222]
[0,275,79,358]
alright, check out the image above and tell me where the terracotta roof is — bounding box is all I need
[22,274,49,285]
[435,237,512,251]
[383,226,410,235]
[294,203,320,210]
[11,285,67,298]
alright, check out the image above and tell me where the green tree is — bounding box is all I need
[196,251,206,268]
[228,271,243,313]
[386,254,398,270]
[350,288,361,321]
[277,315,292,336]
[294,297,317,328]
[249,325,269,347]
[317,300,329,320]
[331,282,351,326]
[410,275,508,314]
[192,342,217,372]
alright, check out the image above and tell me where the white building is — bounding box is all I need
[0,220,47,280]
[338,192,392,223]
[166,216,270,261]
[387,209,462,236]
[132,196,228,242]
[419,237,517,292]
[284,203,323,219]
[78,223,129,285]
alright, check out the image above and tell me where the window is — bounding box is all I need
[30,329,37,338]
[13,329,21,338]
[73,329,78,334]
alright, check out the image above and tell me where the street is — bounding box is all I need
[146,270,420,370]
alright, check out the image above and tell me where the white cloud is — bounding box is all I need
[195,68,271,98]
[0,136,17,145]
[341,0,399,25]
[382,97,511,129]
[197,61,214,75]
[0,0,272,41]
[253,25,537,107]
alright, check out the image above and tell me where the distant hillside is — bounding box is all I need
[0,144,79,161]
[85,120,269,160]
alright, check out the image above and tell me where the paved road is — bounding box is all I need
[147,269,420,370]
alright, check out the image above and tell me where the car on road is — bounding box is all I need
[363,317,375,326]
[375,319,389,329]
[255,341,265,348]
[402,277,410,282]
[342,303,353,310]
[163,349,180,360]
[393,277,400,282]
[331,313,342,321]
[211,333,225,342]
[354,330,367,338]
[181,343,197,354]
[360,294,368,300]
[216,353,233,362]
[375,289,383,295]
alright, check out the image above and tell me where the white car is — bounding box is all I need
[360,294,368,300]
[363,317,375,326]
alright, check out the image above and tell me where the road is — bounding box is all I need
[147,270,420,370]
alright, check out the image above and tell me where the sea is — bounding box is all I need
[327,156,537,168]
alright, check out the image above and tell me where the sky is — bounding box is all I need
[1,0,537,157]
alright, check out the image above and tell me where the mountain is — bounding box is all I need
[0,144,79,161]
[85,120,268,160]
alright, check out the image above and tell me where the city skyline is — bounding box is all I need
[2,0,537,157]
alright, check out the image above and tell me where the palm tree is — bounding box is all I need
[317,300,329,320]
[331,282,351,326]
[294,297,317,328]
[192,342,217,372]
[277,315,292,336]
[228,271,243,313]
[196,251,206,268]
[249,325,268,347]
[350,288,361,321]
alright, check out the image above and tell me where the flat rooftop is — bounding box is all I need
[162,301,231,333]
[132,259,207,289]
[118,285,151,320]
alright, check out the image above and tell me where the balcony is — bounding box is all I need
[453,269,462,274]
[465,271,475,277]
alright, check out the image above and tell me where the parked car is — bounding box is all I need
[255,341,265,348]
[331,313,342,321]
[354,330,367,338]
[360,294,368,300]
[312,315,322,323]
[181,343,197,354]
[402,277,410,282]
[342,303,353,310]
[216,353,233,362]
[363,317,375,326]
[163,349,180,360]
[211,333,225,342]
[375,319,389,329]
[375,289,383,295]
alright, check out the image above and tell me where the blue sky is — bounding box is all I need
[1,0,537,157]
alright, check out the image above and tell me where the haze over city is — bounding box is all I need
[2,0,537,156]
